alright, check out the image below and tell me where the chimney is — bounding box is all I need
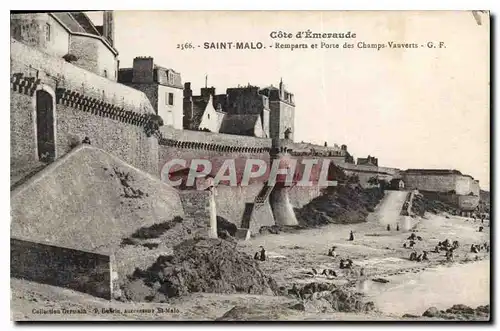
[201,86,216,98]
[184,82,192,98]
[132,57,154,83]
[102,11,115,47]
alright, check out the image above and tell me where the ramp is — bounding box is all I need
[367,190,409,227]
[11,145,185,253]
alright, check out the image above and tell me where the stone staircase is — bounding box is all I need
[241,203,254,229]
[254,183,274,205]
[240,183,275,229]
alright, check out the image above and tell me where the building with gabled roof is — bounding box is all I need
[118,56,184,129]
[11,11,118,80]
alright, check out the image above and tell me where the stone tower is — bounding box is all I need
[267,79,295,143]
[102,11,114,47]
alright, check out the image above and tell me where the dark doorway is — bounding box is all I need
[36,90,55,162]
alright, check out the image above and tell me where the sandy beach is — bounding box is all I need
[11,201,490,321]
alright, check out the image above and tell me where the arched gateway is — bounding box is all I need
[35,89,56,162]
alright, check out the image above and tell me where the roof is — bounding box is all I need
[404,169,463,175]
[69,12,101,36]
[219,114,261,136]
[154,64,179,74]
[189,98,209,129]
[49,12,118,55]
[260,85,278,91]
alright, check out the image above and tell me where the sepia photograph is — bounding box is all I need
[9,9,490,322]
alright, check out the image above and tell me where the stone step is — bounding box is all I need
[235,228,251,241]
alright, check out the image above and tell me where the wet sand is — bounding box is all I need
[363,260,490,316]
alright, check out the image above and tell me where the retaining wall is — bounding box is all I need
[11,238,113,299]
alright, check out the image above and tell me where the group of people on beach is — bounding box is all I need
[305,243,358,278]
[402,232,423,249]
[465,215,489,233]
[386,224,400,231]
[433,239,460,261]
[470,243,489,254]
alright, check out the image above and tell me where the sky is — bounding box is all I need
[87,11,490,189]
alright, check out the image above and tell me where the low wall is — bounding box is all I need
[11,238,112,299]
[400,191,413,216]
[420,190,480,211]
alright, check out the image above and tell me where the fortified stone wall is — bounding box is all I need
[11,14,68,58]
[11,39,152,112]
[56,105,158,175]
[471,180,480,196]
[159,127,272,149]
[457,195,480,211]
[215,184,268,227]
[337,163,399,188]
[158,127,272,180]
[288,186,322,208]
[69,35,118,80]
[10,39,158,175]
[403,173,456,192]
[121,83,159,113]
[403,173,477,195]
[157,128,348,229]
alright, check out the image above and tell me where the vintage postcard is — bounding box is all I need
[10,10,490,321]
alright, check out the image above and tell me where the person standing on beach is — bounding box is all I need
[260,246,266,261]
[349,231,354,241]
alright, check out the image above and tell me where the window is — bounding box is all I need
[166,92,174,106]
[45,23,51,41]
[103,69,108,78]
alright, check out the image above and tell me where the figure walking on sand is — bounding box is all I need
[349,230,354,241]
